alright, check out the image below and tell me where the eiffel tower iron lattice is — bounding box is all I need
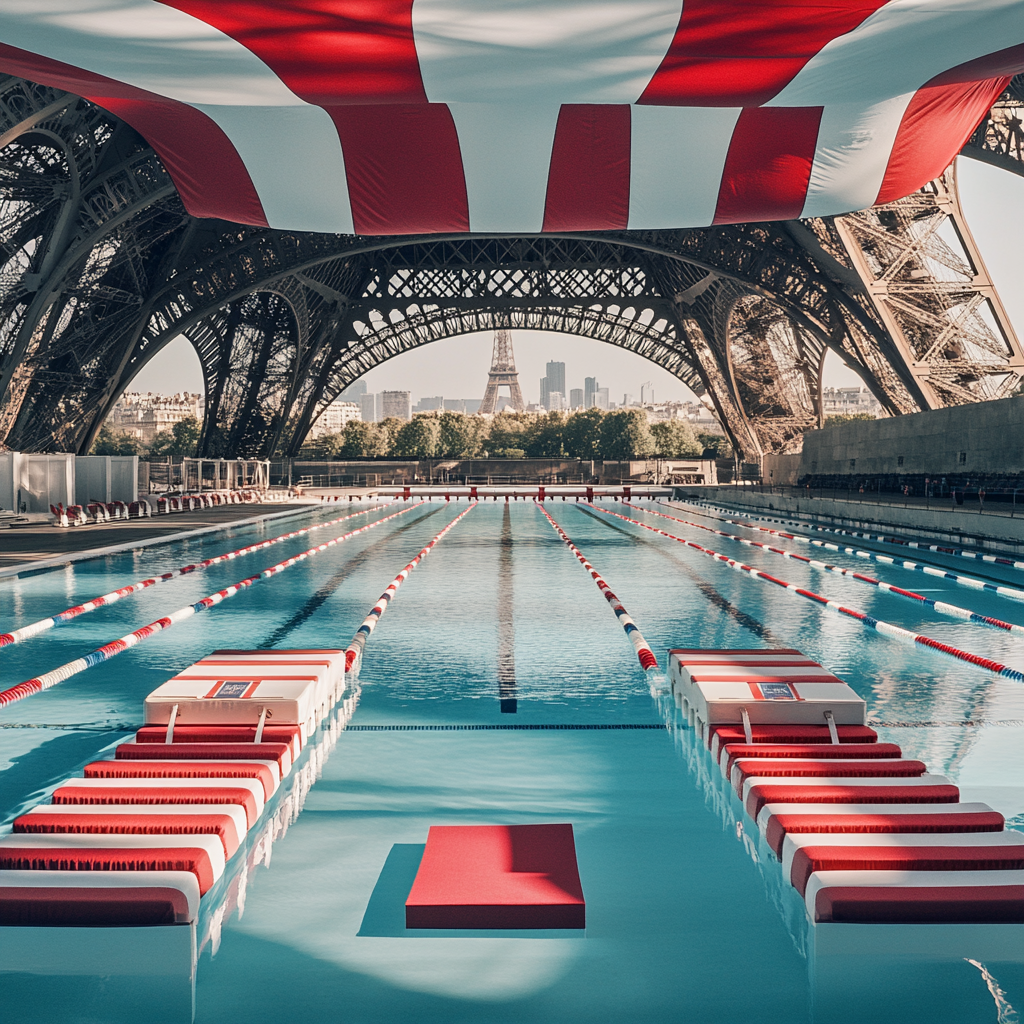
[479,329,525,415]
[2,74,1024,462]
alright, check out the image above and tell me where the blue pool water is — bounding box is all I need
[1,499,1023,1023]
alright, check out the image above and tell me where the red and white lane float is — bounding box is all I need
[345,502,477,678]
[0,502,422,709]
[669,648,1024,927]
[692,498,1024,572]
[591,504,1024,683]
[630,503,1024,638]
[0,504,390,650]
[0,646,351,1023]
[683,500,1024,603]
[537,503,658,671]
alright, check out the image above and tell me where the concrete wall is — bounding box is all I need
[801,396,1024,477]
[762,453,802,486]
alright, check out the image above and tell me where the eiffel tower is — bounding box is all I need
[479,328,526,414]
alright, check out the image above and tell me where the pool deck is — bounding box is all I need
[0,502,319,577]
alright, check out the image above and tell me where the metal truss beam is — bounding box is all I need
[2,73,1022,465]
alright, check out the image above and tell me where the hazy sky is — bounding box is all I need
[131,157,1024,404]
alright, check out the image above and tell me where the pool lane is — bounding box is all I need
[2,501,1022,1024]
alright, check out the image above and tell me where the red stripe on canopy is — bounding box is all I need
[158,1,427,105]
[329,104,469,233]
[640,0,889,107]
[713,106,821,223]
[542,105,631,232]
[0,41,268,226]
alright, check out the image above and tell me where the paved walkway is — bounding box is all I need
[0,503,316,574]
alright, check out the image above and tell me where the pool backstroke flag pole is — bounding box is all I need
[0,2,1020,234]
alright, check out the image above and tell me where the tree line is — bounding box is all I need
[299,409,732,461]
[91,408,733,462]
[90,416,202,458]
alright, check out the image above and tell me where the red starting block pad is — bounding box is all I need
[51,777,265,828]
[743,776,958,819]
[12,804,247,858]
[720,742,902,777]
[709,725,878,759]
[0,869,200,925]
[405,824,586,929]
[116,741,292,775]
[134,724,303,759]
[806,869,1024,923]
[84,759,279,800]
[730,758,926,796]
[0,833,225,894]
[782,831,1024,894]
[757,802,1005,858]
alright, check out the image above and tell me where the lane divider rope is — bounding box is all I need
[537,502,658,670]
[629,503,1024,637]
[0,503,425,710]
[588,503,1024,683]
[345,502,478,677]
[692,499,1024,570]
[674,500,1024,603]
[0,504,391,650]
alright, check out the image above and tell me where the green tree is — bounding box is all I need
[522,411,565,458]
[599,408,654,459]
[696,431,733,460]
[89,424,147,456]
[562,408,605,459]
[437,411,483,457]
[650,419,701,457]
[373,417,403,457]
[485,412,530,457]
[822,413,876,428]
[337,420,377,458]
[298,431,345,459]
[147,415,201,458]
[393,415,440,457]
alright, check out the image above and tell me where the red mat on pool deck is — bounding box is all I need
[405,824,586,929]
[12,810,242,858]
[815,885,1024,924]
[764,810,1006,858]
[0,886,193,926]
[745,783,960,819]
[791,845,1024,895]
[135,725,302,758]
[116,741,292,774]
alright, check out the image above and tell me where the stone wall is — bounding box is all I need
[801,396,1024,477]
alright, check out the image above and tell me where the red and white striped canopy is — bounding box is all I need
[1,2,1021,235]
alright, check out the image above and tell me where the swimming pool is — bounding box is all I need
[1,499,1022,1023]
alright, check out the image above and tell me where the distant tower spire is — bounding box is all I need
[479,328,525,414]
